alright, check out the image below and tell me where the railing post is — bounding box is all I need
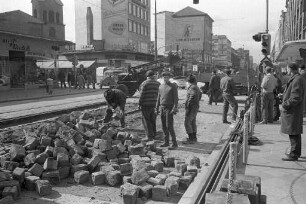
[243,112,249,164]
[227,142,238,204]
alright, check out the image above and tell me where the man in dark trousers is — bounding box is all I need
[281,63,306,161]
[156,71,179,149]
[220,69,238,124]
[208,70,221,105]
[183,74,202,144]
[103,88,127,128]
[58,71,66,88]
[139,70,160,141]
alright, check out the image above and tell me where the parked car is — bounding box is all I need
[0,75,10,86]
[233,83,248,96]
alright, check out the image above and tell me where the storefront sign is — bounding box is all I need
[107,0,125,6]
[108,22,126,35]
[2,38,30,51]
[176,24,201,42]
[80,45,94,50]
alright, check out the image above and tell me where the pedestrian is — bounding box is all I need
[139,70,160,141]
[86,71,93,89]
[58,71,66,88]
[273,71,283,121]
[155,71,179,149]
[77,73,85,89]
[260,66,277,124]
[67,71,73,88]
[299,65,306,116]
[220,69,238,124]
[208,70,221,105]
[183,74,202,144]
[103,88,127,128]
[281,62,306,161]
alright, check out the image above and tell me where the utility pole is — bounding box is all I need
[154,0,157,66]
[266,0,269,33]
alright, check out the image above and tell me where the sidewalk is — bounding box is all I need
[244,120,306,204]
[0,87,101,103]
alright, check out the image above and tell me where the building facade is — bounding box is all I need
[0,0,71,89]
[231,48,241,70]
[212,35,232,69]
[75,0,151,53]
[156,7,214,72]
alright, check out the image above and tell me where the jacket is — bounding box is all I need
[281,73,306,135]
[104,89,127,110]
[185,84,202,110]
[156,81,178,109]
[209,74,221,90]
[220,75,235,95]
[139,79,160,107]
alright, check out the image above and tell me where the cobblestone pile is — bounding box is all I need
[0,110,201,203]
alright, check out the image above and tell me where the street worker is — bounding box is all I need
[139,70,160,141]
[273,70,283,121]
[77,73,85,89]
[86,71,93,89]
[183,74,202,144]
[281,62,306,161]
[260,66,277,124]
[155,71,179,150]
[103,88,127,128]
[208,69,221,105]
[220,69,238,124]
[299,64,306,116]
[58,70,66,88]
[67,71,74,88]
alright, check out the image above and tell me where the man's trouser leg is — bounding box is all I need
[267,93,274,122]
[222,94,230,122]
[289,134,301,158]
[120,108,125,128]
[161,107,169,144]
[208,90,213,104]
[227,94,238,121]
[141,107,155,140]
[184,108,198,134]
[104,108,113,123]
[261,92,269,122]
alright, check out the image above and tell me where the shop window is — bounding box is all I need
[33,9,37,18]
[56,12,60,23]
[49,11,54,23]
[49,27,56,37]
[43,10,47,22]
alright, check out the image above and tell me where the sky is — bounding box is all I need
[0,0,286,63]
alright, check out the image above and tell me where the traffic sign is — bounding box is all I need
[193,65,198,72]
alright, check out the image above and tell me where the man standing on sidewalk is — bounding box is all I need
[260,66,277,124]
[281,63,306,161]
[139,70,160,141]
[208,70,221,105]
[183,74,202,144]
[156,71,179,149]
[220,69,238,124]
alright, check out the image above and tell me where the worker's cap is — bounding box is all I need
[161,71,171,77]
[288,63,298,70]
[265,66,272,73]
[146,70,155,77]
[187,74,197,83]
[223,69,231,75]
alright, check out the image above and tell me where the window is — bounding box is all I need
[56,12,60,23]
[33,9,37,18]
[136,6,140,18]
[140,24,143,35]
[133,22,136,32]
[140,9,143,19]
[43,10,47,22]
[128,20,132,32]
[49,11,54,23]
[49,27,56,37]
[128,3,132,14]
[133,4,136,16]
[145,26,148,36]
[136,23,139,34]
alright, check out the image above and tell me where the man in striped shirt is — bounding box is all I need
[139,70,160,141]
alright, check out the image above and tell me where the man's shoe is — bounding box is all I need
[282,157,298,161]
[215,102,217,105]
[223,121,231,124]
[259,121,267,124]
[168,144,178,150]
[160,143,169,147]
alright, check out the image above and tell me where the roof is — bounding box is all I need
[31,0,63,6]
[276,40,306,62]
[172,6,214,22]
[0,10,43,24]
[37,60,95,69]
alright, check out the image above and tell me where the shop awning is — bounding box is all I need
[276,40,306,62]
[36,60,95,69]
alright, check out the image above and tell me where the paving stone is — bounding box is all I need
[118,152,129,158]
[155,147,163,156]
[111,163,120,171]
[121,183,139,204]
[146,177,162,186]
[28,163,44,177]
[93,139,102,149]
[151,160,164,172]
[120,163,133,176]
[165,176,180,186]
[54,138,66,148]
[85,140,93,147]
[70,154,83,165]
[112,140,122,146]
[43,158,58,171]
[131,168,150,185]
[155,174,167,184]
[0,195,14,204]
[71,164,88,175]
[163,156,175,167]
[24,153,36,167]
[169,172,182,177]
[165,178,179,196]
[36,145,46,153]
[91,172,106,185]
[116,131,128,142]
[2,161,19,171]
[147,170,159,178]
[25,176,40,191]
[57,153,70,167]
[35,180,52,196]
[0,153,9,167]
[146,141,157,152]
[176,163,188,176]
[189,156,201,168]
[0,172,11,182]
[58,166,70,179]
[179,176,193,190]
[99,139,112,152]
[129,144,145,156]
[0,180,20,193]
[12,167,25,184]
[184,171,197,180]
[45,146,54,157]
[25,136,39,150]
[2,186,20,200]
[40,136,52,146]
[124,140,132,149]
[123,176,132,184]
[99,165,115,174]
[118,158,130,164]
[69,144,84,156]
[42,170,60,185]
[106,170,122,186]
[35,152,49,165]
[139,182,153,199]
[87,155,102,172]
[106,148,119,160]
[74,170,89,184]
[25,171,32,177]
[9,144,25,162]
[152,185,168,201]
[117,143,126,153]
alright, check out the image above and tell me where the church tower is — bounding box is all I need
[31,0,65,40]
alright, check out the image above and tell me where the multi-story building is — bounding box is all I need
[156,7,214,72]
[236,48,250,70]
[0,0,71,89]
[231,48,241,70]
[212,35,232,69]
